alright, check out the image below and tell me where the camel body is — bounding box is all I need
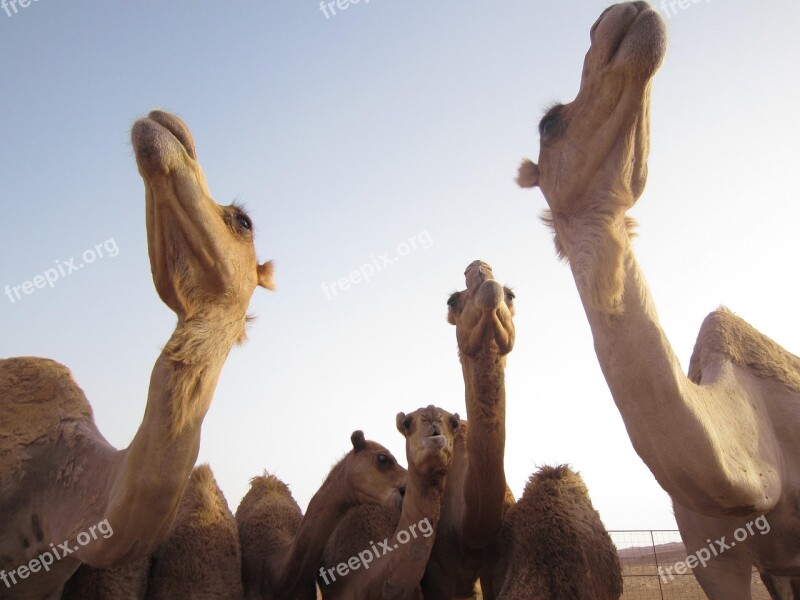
[493,465,622,599]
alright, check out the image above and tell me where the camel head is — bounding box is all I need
[448,260,515,357]
[516,2,667,314]
[132,110,274,326]
[338,430,407,511]
[396,405,459,485]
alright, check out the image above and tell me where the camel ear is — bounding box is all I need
[396,413,407,436]
[516,159,540,188]
[257,260,275,290]
[351,430,366,451]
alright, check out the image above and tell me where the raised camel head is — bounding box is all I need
[447,260,515,357]
[517,1,667,314]
[132,110,274,323]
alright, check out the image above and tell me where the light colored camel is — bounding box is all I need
[0,110,274,599]
[493,465,622,599]
[235,431,407,600]
[318,406,458,599]
[421,260,515,599]
[516,2,800,596]
[147,464,242,599]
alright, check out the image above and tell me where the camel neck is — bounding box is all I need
[378,469,444,595]
[565,243,780,513]
[276,474,348,598]
[94,311,244,564]
[459,351,508,549]
[573,247,690,452]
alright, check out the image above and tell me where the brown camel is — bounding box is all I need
[235,431,407,600]
[318,406,459,599]
[0,110,273,598]
[493,465,622,599]
[236,474,305,600]
[516,2,800,596]
[147,464,242,599]
[421,260,515,599]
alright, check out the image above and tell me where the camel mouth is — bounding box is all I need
[592,2,666,77]
[423,434,447,450]
[131,110,198,175]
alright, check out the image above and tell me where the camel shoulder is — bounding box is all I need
[688,308,800,392]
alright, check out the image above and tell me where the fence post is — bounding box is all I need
[651,530,665,600]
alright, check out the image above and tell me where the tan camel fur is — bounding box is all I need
[235,431,407,600]
[60,557,149,600]
[0,110,274,599]
[147,464,242,599]
[516,2,800,596]
[420,261,515,599]
[493,465,622,599]
[318,406,459,599]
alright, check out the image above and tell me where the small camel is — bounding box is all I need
[422,260,515,599]
[493,465,622,599]
[0,110,274,599]
[235,431,407,600]
[516,2,800,596]
[318,405,459,599]
[147,464,242,599]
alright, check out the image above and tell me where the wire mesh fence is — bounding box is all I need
[609,531,770,600]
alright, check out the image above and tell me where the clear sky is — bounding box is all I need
[1,0,798,532]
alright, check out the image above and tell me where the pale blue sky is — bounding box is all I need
[1,0,798,531]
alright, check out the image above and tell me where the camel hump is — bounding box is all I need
[688,309,800,392]
[0,357,94,480]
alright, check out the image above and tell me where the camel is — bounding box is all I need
[147,464,242,599]
[420,260,515,599]
[0,110,274,599]
[493,465,622,599]
[318,405,459,599]
[515,2,800,596]
[235,430,407,600]
[236,473,306,600]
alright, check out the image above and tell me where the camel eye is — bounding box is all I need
[450,418,459,432]
[376,454,393,468]
[447,294,458,309]
[235,213,252,231]
[506,290,515,302]
[539,114,560,137]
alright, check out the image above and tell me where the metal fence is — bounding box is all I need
[609,530,770,600]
